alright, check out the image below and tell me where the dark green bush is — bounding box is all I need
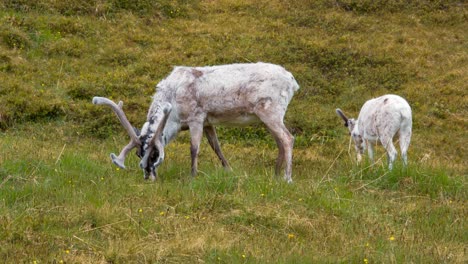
[66,82,102,101]
[97,47,139,67]
[0,53,12,72]
[0,26,31,50]
[44,37,86,57]
[277,41,411,94]
[332,0,462,14]
[70,103,123,139]
[1,0,40,12]
[0,83,65,129]
[2,0,198,17]
[46,17,90,37]
[78,104,148,139]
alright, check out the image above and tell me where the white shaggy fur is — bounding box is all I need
[94,62,299,182]
[336,94,412,169]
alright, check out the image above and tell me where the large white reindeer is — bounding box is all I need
[93,62,299,182]
[335,94,412,170]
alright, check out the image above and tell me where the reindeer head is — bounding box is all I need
[335,108,364,161]
[92,97,172,180]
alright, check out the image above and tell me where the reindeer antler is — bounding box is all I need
[93,97,141,168]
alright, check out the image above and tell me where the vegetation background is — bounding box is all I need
[0,0,466,263]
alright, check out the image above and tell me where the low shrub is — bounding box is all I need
[2,0,199,18]
[0,82,65,129]
[332,0,461,14]
[0,25,31,50]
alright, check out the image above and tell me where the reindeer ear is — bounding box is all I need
[153,103,172,137]
[133,127,141,136]
[139,103,172,170]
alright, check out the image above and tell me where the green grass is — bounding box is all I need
[1,122,466,263]
[1,0,467,263]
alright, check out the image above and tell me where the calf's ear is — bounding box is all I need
[335,108,349,127]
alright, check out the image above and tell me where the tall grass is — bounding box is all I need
[1,122,466,262]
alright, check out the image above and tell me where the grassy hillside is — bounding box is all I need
[0,0,466,263]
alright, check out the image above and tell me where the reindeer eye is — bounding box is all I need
[136,147,143,158]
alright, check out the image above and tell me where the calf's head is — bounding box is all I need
[92,97,171,180]
[335,108,364,162]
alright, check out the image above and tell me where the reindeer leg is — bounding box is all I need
[267,123,293,183]
[381,135,397,170]
[255,104,294,183]
[367,141,374,164]
[189,123,204,177]
[270,133,285,177]
[399,127,412,167]
[204,126,231,170]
